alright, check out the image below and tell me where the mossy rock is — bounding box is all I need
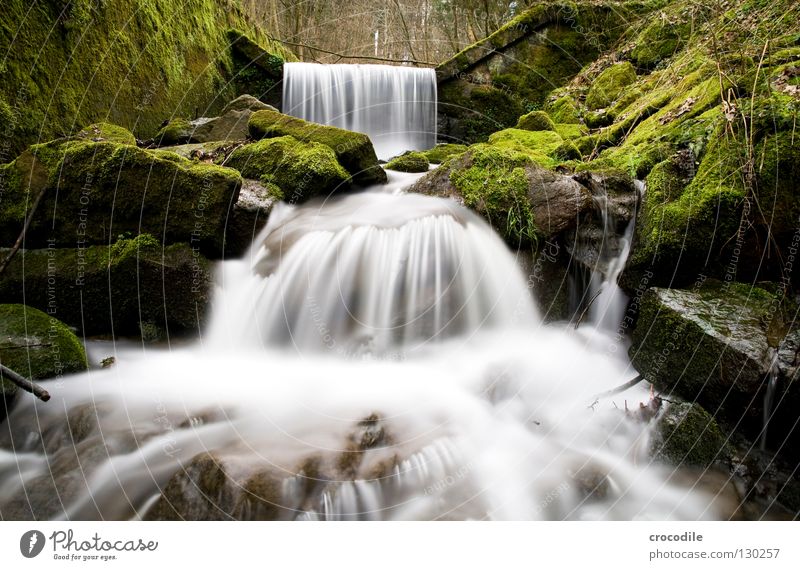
[437,81,525,144]
[652,402,728,468]
[248,109,386,185]
[516,111,556,132]
[409,144,590,245]
[227,136,349,203]
[221,94,277,115]
[0,235,213,337]
[486,128,565,168]
[422,144,468,164]
[385,152,429,173]
[585,62,637,110]
[630,281,796,438]
[545,93,581,124]
[0,140,242,257]
[76,123,136,145]
[155,119,196,146]
[0,304,88,400]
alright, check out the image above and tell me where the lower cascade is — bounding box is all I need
[282,62,437,160]
[0,170,718,521]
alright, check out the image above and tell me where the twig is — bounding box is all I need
[270,37,437,67]
[0,362,51,402]
[0,184,48,278]
[573,286,604,329]
[591,374,644,401]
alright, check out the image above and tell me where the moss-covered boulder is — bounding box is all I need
[248,109,386,185]
[0,235,213,337]
[630,280,799,442]
[409,144,591,245]
[76,123,137,145]
[516,111,556,132]
[227,136,349,203]
[422,144,468,164]
[0,141,242,257]
[221,94,277,115]
[585,62,637,111]
[385,152,429,173]
[154,119,198,146]
[651,402,728,468]
[0,304,88,403]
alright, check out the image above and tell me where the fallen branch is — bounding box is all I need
[0,362,51,402]
[271,38,437,67]
[590,374,643,401]
[0,184,48,279]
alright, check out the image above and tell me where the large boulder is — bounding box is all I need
[226,136,350,203]
[0,235,213,337]
[409,143,591,245]
[248,109,386,185]
[630,280,800,448]
[0,139,242,257]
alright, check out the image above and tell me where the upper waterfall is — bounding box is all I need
[282,62,437,160]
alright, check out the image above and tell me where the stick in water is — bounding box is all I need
[0,362,51,402]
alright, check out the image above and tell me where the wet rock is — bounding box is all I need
[221,94,277,115]
[248,109,386,185]
[651,402,729,468]
[144,451,289,521]
[630,280,800,447]
[0,235,213,337]
[224,179,277,257]
[0,304,87,417]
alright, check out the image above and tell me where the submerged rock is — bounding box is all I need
[385,151,429,173]
[0,235,213,337]
[248,109,387,185]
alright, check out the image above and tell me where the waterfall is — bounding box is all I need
[282,62,437,160]
[208,188,536,356]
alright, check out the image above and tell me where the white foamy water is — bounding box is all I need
[282,62,437,160]
[0,171,717,521]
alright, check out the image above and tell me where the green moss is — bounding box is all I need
[227,136,349,203]
[422,144,468,164]
[385,152,429,173]
[552,140,582,161]
[584,110,613,129]
[0,0,292,156]
[76,123,136,145]
[652,402,728,467]
[0,304,87,396]
[448,144,538,244]
[155,119,195,146]
[486,128,564,168]
[248,110,385,185]
[553,123,587,140]
[585,62,638,110]
[546,93,581,124]
[516,110,556,132]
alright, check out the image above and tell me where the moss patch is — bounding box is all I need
[248,110,385,185]
[227,136,349,202]
[385,152,429,173]
[586,62,638,110]
[516,111,556,132]
[422,144,468,164]
[0,304,87,397]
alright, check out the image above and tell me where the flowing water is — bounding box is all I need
[0,69,719,521]
[282,62,437,160]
